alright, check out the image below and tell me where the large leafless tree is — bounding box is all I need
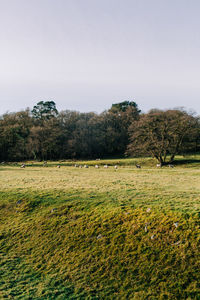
[127,109,200,165]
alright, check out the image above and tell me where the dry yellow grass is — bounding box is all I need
[0,165,199,212]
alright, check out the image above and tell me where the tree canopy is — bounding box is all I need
[127,109,200,164]
[31,101,58,120]
[0,101,199,161]
[109,101,140,113]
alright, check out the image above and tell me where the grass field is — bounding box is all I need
[0,156,200,299]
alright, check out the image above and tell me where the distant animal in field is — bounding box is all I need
[79,165,82,168]
[57,165,60,168]
[174,222,179,228]
[173,240,181,246]
[96,158,101,161]
[20,164,25,168]
[168,164,174,168]
[104,165,108,168]
[97,234,103,240]
[74,164,79,168]
[136,164,141,169]
[84,165,89,168]
[114,165,118,169]
[156,163,161,167]
[95,165,99,168]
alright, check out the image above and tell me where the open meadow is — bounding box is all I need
[0,157,200,299]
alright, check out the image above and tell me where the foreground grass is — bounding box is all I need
[0,157,200,299]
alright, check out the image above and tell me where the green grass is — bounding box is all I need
[0,156,200,299]
[3,154,200,172]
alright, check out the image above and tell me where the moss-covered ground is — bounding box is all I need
[0,156,199,299]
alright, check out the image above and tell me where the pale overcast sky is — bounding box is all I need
[0,0,200,114]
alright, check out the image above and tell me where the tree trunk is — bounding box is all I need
[169,154,175,163]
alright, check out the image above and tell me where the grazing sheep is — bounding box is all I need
[173,240,181,246]
[57,165,60,168]
[136,164,141,169]
[74,164,79,168]
[84,165,89,168]
[95,165,99,168]
[156,163,161,167]
[79,165,82,168]
[20,164,25,168]
[174,222,179,228]
[104,165,108,168]
[114,165,118,169]
[97,234,103,240]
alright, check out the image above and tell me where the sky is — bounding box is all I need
[0,0,200,115]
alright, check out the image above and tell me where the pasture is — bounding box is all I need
[0,157,200,299]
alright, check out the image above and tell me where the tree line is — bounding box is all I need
[0,101,199,164]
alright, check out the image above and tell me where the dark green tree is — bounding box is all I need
[31,101,58,120]
[110,101,140,114]
[105,101,141,155]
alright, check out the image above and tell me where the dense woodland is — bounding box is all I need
[0,101,199,163]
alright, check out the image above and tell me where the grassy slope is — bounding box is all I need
[0,156,200,299]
